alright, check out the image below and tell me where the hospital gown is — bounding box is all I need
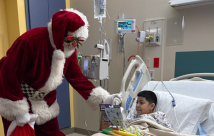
[125,111,172,129]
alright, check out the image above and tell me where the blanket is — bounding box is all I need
[92,119,214,136]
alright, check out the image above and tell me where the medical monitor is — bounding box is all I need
[114,19,136,34]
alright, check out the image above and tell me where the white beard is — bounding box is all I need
[63,42,75,58]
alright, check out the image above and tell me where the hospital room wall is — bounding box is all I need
[0,0,30,135]
[70,0,214,132]
[0,0,9,135]
[0,0,9,58]
[162,5,214,80]
[138,1,214,81]
[69,0,147,132]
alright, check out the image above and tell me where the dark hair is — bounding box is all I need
[137,90,157,106]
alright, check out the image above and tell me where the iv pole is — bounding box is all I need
[99,17,103,87]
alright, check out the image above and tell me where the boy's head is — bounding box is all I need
[136,90,157,115]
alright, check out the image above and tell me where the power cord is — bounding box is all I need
[107,78,109,91]
[120,34,126,75]
[152,81,180,130]
[82,99,92,136]
[173,107,180,132]
[135,26,140,55]
[112,45,120,89]
[152,81,176,107]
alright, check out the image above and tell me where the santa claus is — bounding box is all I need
[0,8,122,136]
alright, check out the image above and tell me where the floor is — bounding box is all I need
[66,133,87,136]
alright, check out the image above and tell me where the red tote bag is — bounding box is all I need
[10,124,35,136]
[7,114,38,136]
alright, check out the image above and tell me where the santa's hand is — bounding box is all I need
[16,113,31,127]
[28,114,38,129]
[103,93,122,105]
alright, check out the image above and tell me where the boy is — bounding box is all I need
[125,91,172,129]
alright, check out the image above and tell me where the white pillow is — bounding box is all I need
[154,91,212,134]
[126,91,212,134]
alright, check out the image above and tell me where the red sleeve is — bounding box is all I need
[65,49,95,100]
[0,38,30,121]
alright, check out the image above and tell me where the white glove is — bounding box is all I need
[103,93,122,105]
[28,114,38,129]
[16,113,31,127]
[7,114,38,136]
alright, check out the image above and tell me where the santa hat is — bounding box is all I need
[48,8,89,53]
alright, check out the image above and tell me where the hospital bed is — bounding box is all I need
[119,55,214,135]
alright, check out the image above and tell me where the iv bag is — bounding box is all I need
[94,0,106,19]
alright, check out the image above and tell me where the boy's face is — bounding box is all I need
[136,96,155,115]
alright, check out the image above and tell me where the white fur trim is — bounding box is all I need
[0,97,29,121]
[47,22,57,50]
[86,87,110,110]
[64,8,89,40]
[53,49,65,60]
[29,98,59,125]
[38,50,65,94]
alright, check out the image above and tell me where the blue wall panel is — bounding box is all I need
[48,0,66,19]
[28,0,49,29]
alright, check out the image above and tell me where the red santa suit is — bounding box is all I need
[0,9,116,136]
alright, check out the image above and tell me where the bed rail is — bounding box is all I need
[170,73,214,81]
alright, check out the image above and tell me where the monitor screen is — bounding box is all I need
[118,21,132,30]
[84,59,88,70]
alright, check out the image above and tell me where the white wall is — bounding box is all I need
[70,0,214,131]
[163,5,214,80]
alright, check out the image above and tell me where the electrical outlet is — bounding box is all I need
[149,70,155,80]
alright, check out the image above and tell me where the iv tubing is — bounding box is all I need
[122,34,126,75]
[135,25,140,55]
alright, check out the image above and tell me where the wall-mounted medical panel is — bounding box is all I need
[144,19,163,46]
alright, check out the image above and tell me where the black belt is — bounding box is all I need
[21,82,46,100]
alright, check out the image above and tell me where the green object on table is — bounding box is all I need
[102,128,114,134]
[120,127,126,132]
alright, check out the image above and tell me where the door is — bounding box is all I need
[49,0,66,19]
[25,0,71,129]
[56,79,71,129]
[25,0,49,29]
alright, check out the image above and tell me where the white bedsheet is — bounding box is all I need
[142,81,214,134]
